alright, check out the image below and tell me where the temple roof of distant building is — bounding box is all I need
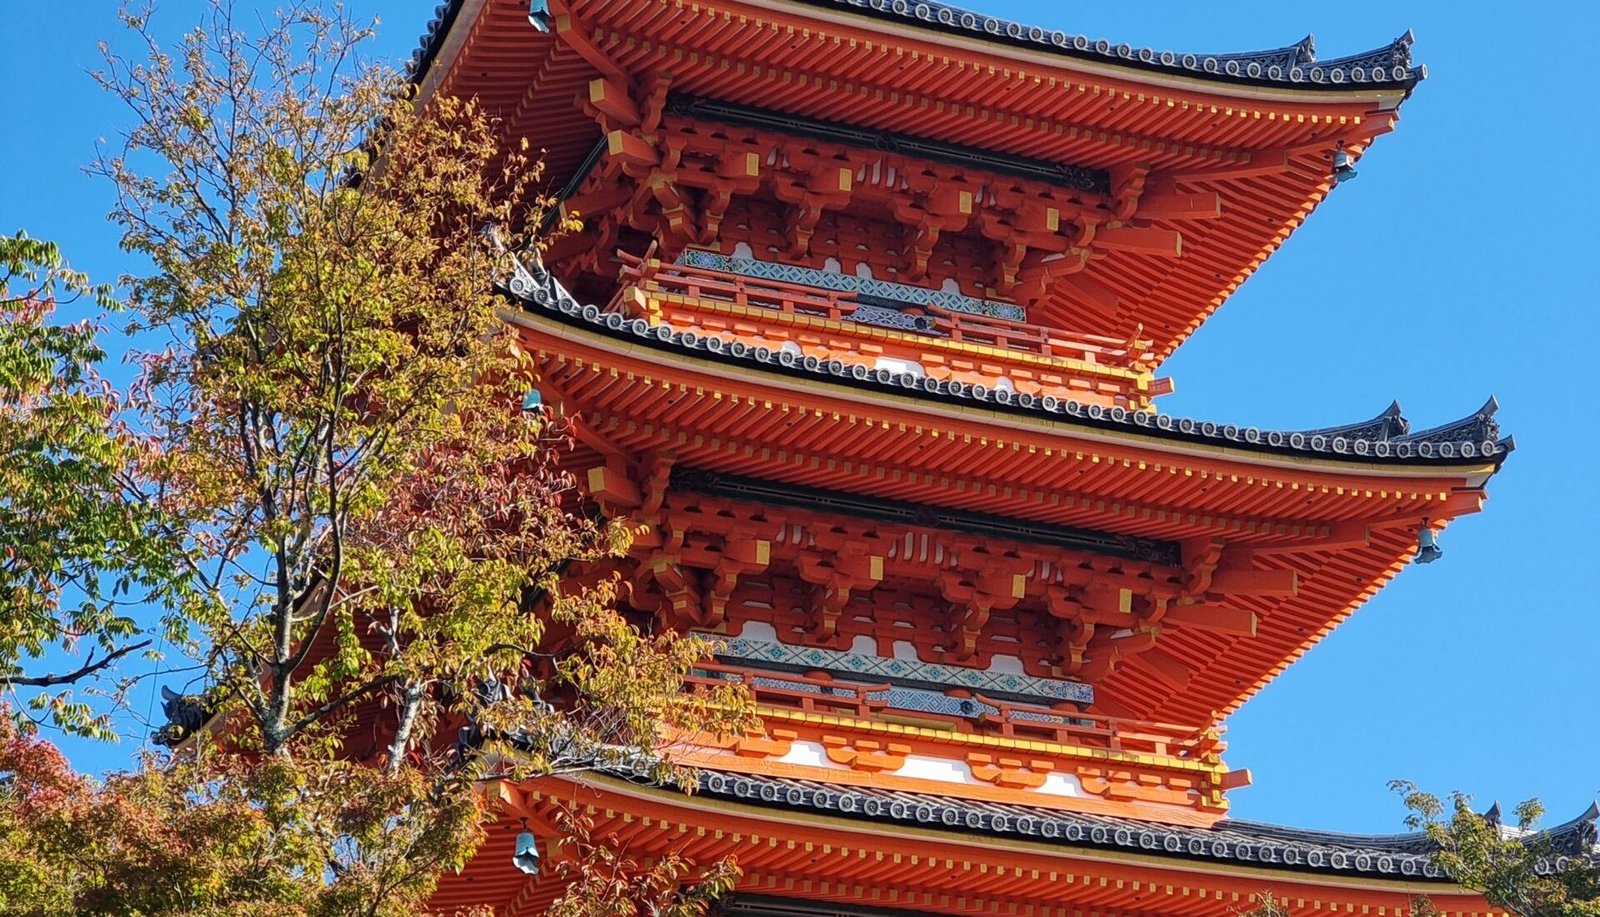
[407,1,1423,93]
[688,770,1599,881]
[502,260,1513,468]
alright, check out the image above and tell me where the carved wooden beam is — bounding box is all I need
[585,462,642,511]
[1135,190,1224,222]
[1209,565,1298,597]
[1042,581,1152,675]
[937,562,1028,661]
[1093,225,1183,258]
[1181,537,1226,595]
[1108,162,1152,222]
[702,149,762,243]
[1061,622,1096,675]
[1046,270,1120,321]
[638,455,674,519]
[991,240,1031,297]
[545,5,628,83]
[646,171,696,244]
[703,537,771,629]
[1142,649,1192,691]
[1079,626,1160,681]
[605,129,659,172]
[1246,521,1371,555]
[890,181,973,281]
[772,165,853,257]
[643,550,701,628]
[585,76,639,129]
[561,184,634,222]
[1160,603,1258,637]
[795,545,883,645]
[1169,150,1290,184]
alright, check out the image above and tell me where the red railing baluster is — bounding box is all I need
[606,258,1160,418]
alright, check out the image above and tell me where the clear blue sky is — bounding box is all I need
[3,1,1596,835]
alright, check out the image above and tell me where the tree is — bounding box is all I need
[1392,782,1600,917]
[0,233,189,739]
[1,712,308,916]
[0,0,753,913]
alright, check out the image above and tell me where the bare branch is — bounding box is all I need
[2,640,153,689]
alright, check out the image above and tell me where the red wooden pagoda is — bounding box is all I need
[401,1,1560,913]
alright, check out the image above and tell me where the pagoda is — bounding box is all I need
[401,1,1569,914]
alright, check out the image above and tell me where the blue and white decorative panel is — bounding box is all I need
[702,633,1093,704]
[677,249,1028,323]
[866,686,998,719]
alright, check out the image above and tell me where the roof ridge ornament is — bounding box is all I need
[1300,400,1408,441]
[1294,34,1316,65]
[1396,396,1501,451]
[1313,29,1420,81]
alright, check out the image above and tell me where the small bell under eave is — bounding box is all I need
[529,0,553,32]
[1332,144,1358,186]
[513,819,541,875]
[1415,522,1443,564]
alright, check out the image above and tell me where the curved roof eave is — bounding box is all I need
[406,1,1425,101]
[670,771,1597,880]
[407,1,468,87]
[501,259,1512,474]
[790,0,1425,94]
[662,770,1458,881]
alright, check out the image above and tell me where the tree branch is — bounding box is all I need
[1,639,153,688]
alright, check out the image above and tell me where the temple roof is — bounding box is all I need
[792,1,1423,90]
[408,0,1434,362]
[501,258,1510,724]
[690,770,1600,880]
[504,261,1513,467]
[410,1,1424,94]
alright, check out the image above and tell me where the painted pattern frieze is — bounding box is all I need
[705,632,1094,705]
[678,248,1028,322]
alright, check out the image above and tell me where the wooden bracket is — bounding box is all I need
[968,753,1055,790]
[937,563,1027,661]
[796,545,882,644]
[822,735,909,772]
[703,538,771,629]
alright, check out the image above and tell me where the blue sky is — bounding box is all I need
[3,1,1596,835]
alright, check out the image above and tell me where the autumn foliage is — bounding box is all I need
[0,0,752,913]
[1,236,188,738]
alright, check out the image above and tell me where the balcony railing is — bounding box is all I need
[609,253,1173,409]
[687,662,1219,763]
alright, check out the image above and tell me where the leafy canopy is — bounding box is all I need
[1393,783,1600,917]
[0,233,190,739]
[0,0,754,913]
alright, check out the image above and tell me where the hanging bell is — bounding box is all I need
[529,0,553,32]
[1415,524,1443,564]
[513,826,541,875]
[1332,146,1358,186]
[521,388,543,412]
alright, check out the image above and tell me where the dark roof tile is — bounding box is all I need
[408,1,1424,92]
[687,770,1598,880]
